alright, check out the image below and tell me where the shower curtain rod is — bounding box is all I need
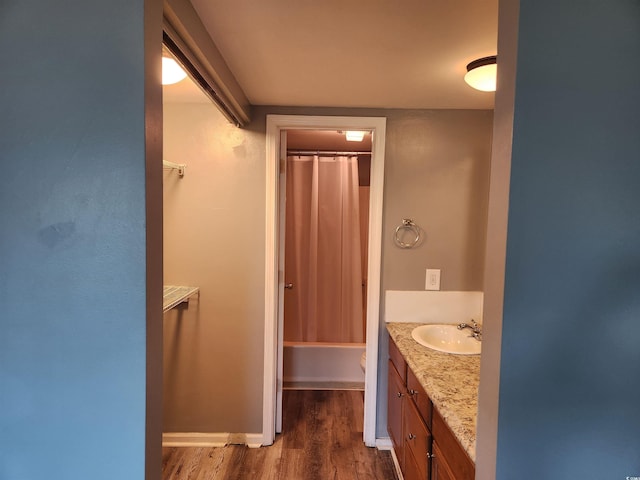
[287,150,371,156]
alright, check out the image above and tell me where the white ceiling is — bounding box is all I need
[164,0,498,109]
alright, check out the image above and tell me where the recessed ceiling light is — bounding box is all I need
[345,131,366,142]
[464,56,497,92]
[162,57,187,85]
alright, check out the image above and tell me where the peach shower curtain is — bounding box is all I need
[284,154,364,343]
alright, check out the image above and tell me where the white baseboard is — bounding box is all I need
[375,437,393,450]
[389,445,404,480]
[163,432,264,448]
[235,433,263,448]
[376,437,402,479]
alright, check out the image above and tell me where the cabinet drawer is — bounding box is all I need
[407,367,432,429]
[403,396,432,479]
[432,408,475,480]
[388,336,406,383]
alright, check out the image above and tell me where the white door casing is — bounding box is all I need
[263,115,386,447]
[275,129,287,433]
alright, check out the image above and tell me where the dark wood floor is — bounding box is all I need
[162,390,398,480]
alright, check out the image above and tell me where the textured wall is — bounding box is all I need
[162,102,265,433]
[0,1,162,478]
[496,0,640,478]
[381,110,492,292]
[377,109,493,438]
[162,104,493,438]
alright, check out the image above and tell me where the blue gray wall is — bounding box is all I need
[0,1,162,478]
[497,1,640,478]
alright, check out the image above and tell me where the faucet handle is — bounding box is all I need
[457,319,482,335]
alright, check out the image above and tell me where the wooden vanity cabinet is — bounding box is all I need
[387,337,432,480]
[432,408,475,480]
[387,359,406,469]
[407,367,432,426]
[389,335,407,381]
[431,441,456,480]
[403,393,432,479]
[387,334,475,480]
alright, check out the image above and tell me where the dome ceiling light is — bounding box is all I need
[162,56,187,85]
[464,56,497,92]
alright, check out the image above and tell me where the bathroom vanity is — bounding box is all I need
[386,323,479,480]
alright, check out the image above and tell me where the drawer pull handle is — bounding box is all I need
[427,452,435,459]
[408,389,417,396]
[397,392,404,398]
[407,433,416,440]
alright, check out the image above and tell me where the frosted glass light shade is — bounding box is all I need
[162,57,187,85]
[464,56,497,92]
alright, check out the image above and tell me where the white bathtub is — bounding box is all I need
[283,341,366,388]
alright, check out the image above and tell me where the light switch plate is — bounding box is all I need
[425,269,441,291]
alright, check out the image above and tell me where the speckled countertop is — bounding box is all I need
[386,322,480,462]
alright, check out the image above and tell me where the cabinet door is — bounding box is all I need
[387,359,406,469]
[431,442,456,480]
[432,408,475,480]
[404,446,427,480]
[403,396,431,480]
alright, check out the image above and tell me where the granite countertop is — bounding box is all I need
[386,322,480,461]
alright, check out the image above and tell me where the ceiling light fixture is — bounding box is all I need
[162,57,187,85]
[464,56,497,92]
[345,130,366,142]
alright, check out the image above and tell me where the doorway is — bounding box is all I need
[282,130,371,390]
[264,115,387,447]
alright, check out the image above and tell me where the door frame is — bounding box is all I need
[263,114,386,447]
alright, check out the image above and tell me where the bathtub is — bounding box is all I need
[283,341,366,388]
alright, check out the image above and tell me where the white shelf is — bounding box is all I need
[163,285,199,312]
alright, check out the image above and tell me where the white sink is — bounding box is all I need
[411,324,481,355]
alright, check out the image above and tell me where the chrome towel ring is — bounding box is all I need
[394,218,421,249]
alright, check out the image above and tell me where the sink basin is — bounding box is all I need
[411,324,481,355]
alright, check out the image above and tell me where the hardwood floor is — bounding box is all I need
[162,390,398,480]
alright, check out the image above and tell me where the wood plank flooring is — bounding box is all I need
[162,390,398,480]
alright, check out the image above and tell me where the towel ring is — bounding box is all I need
[394,219,421,249]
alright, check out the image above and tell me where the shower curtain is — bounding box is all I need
[284,154,364,343]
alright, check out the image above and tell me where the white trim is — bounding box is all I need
[162,432,263,448]
[231,433,264,448]
[389,446,405,480]
[263,114,386,448]
[375,437,393,450]
[364,116,386,447]
[275,129,287,434]
[263,116,279,446]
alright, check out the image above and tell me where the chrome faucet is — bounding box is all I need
[457,319,482,341]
